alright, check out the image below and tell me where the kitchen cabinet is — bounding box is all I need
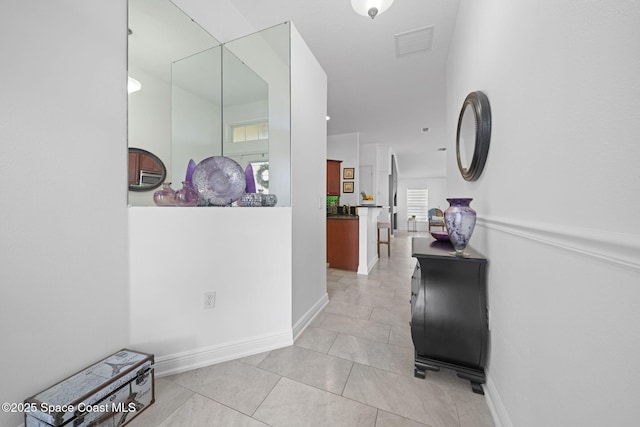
[128,150,164,185]
[410,237,488,394]
[327,217,358,271]
[128,151,140,185]
[327,160,342,196]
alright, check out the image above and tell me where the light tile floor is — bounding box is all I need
[128,230,495,427]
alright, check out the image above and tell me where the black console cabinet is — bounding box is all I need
[411,237,488,394]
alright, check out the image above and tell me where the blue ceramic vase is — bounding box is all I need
[444,198,476,256]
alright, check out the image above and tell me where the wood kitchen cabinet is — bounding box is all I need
[128,150,164,185]
[411,237,488,394]
[128,151,140,185]
[327,160,342,196]
[139,153,164,173]
[327,217,358,271]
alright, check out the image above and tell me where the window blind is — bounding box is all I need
[407,188,428,221]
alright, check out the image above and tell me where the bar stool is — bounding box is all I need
[377,222,391,257]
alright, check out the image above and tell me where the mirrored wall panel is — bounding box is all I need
[128,0,291,206]
[223,23,291,205]
[171,46,223,187]
[128,0,220,206]
[222,47,269,192]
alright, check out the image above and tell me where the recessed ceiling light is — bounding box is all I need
[326,116,331,121]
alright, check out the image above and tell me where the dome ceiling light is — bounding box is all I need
[128,76,142,93]
[351,0,395,19]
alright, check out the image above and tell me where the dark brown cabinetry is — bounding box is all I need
[128,151,141,185]
[128,150,164,186]
[327,217,358,271]
[327,160,342,196]
[411,237,488,394]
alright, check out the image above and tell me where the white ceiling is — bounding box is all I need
[228,0,461,179]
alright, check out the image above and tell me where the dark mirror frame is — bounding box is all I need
[456,91,491,181]
[128,147,167,192]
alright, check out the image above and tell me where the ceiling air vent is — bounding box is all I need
[395,26,434,57]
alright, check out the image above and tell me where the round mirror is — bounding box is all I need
[456,91,491,181]
[128,148,166,192]
[458,103,476,170]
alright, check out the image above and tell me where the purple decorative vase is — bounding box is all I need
[185,159,197,190]
[444,198,477,257]
[245,164,256,193]
[153,182,176,206]
[175,181,199,207]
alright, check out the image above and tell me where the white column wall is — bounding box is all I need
[290,23,329,336]
[357,207,383,275]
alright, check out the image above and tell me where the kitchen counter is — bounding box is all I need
[327,215,359,220]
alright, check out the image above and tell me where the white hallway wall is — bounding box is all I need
[0,2,129,427]
[327,132,359,206]
[447,1,640,426]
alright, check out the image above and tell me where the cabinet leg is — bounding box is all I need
[470,381,485,395]
[414,355,440,380]
[456,371,486,395]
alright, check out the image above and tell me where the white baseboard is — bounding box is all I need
[154,329,293,378]
[156,294,330,374]
[292,293,329,341]
[357,256,380,276]
[484,374,513,427]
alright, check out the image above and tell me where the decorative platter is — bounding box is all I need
[192,156,246,206]
[430,230,451,242]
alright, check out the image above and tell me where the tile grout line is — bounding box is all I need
[249,375,285,422]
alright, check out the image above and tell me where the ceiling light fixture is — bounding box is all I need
[128,76,142,93]
[351,0,394,19]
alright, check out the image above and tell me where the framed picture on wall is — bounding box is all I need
[343,168,355,179]
[343,181,354,193]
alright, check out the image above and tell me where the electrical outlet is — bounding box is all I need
[203,291,216,309]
